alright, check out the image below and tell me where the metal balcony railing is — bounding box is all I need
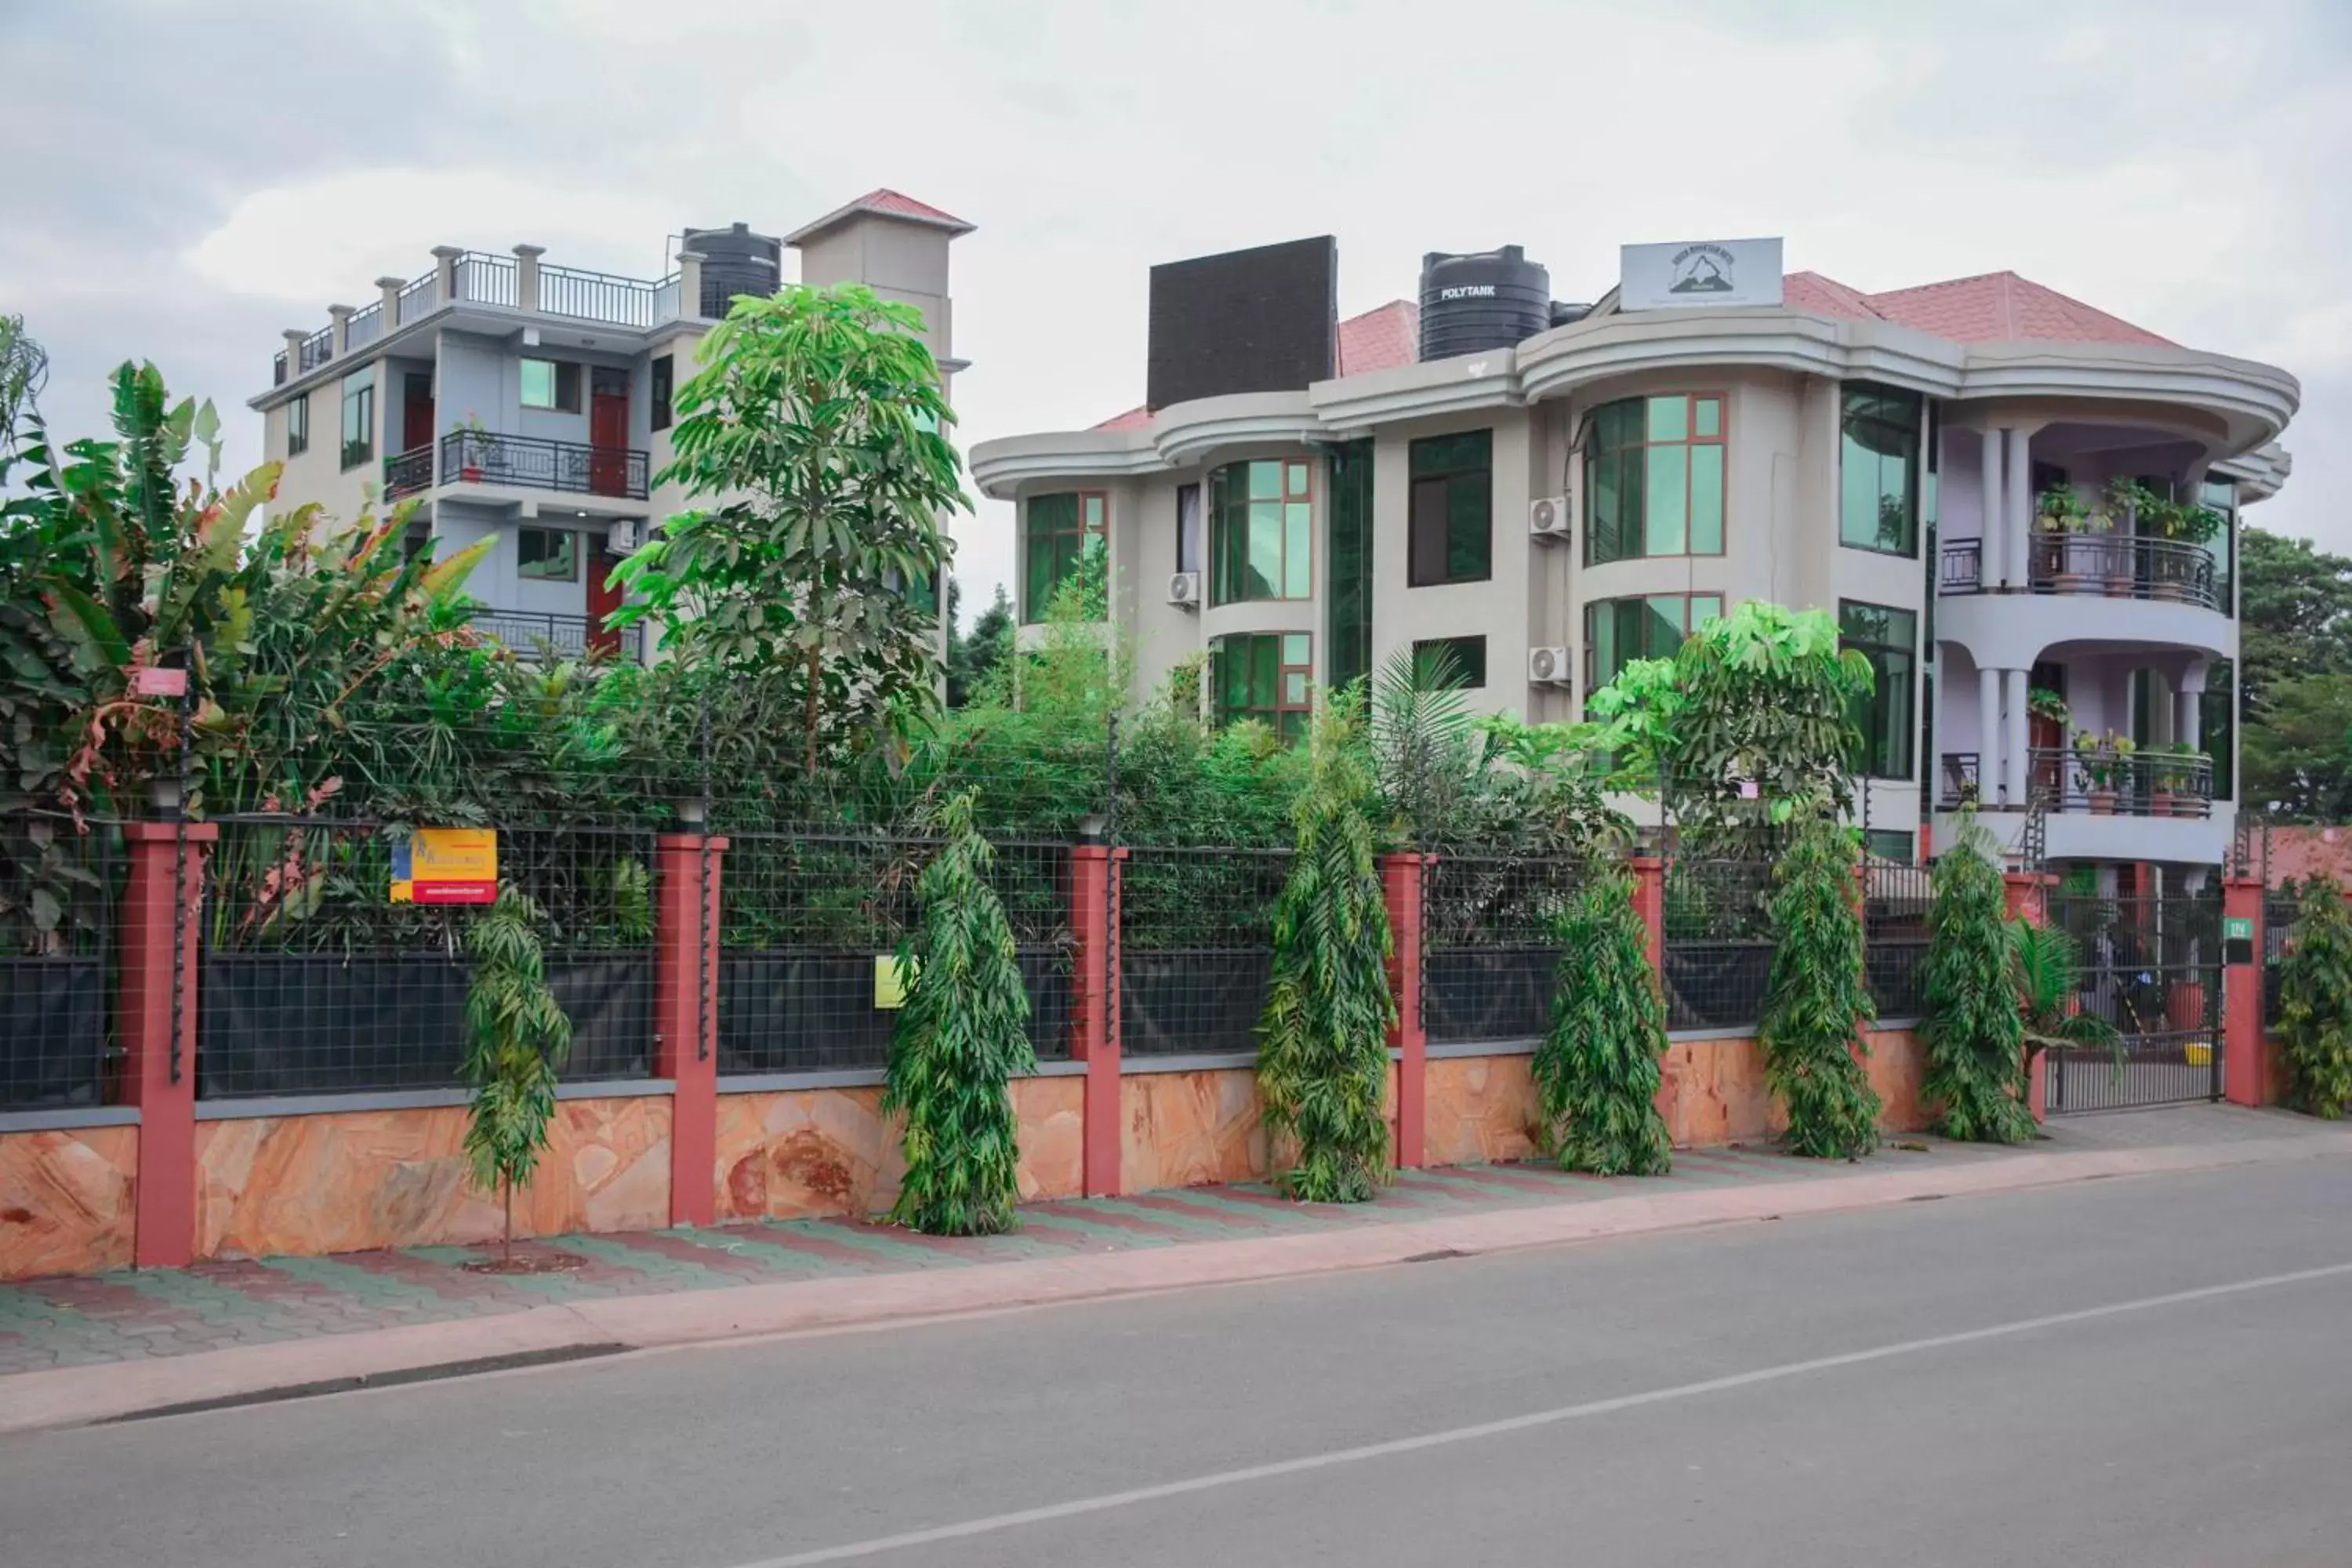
[1936,752,1984,808]
[1938,534,2220,611]
[2030,746,2214,818]
[539,263,669,327]
[383,444,434,499]
[344,301,384,351]
[451,252,518,307]
[467,609,643,663]
[272,325,336,386]
[395,269,439,325]
[440,431,648,500]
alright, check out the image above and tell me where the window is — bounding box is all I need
[1584,394,1726,564]
[338,370,373,470]
[1407,430,1492,586]
[1839,383,1922,554]
[286,392,309,458]
[1175,483,1202,575]
[886,564,939,617]
[2204,659,2235,800]
[1412,636,1487,688]
[1864,829,1915,864]
[1209,459,1312,605]
[2201,476,2237,615]
[520,358,581,413]
[1326,441,1374,695]
[1838,601,1917,779]
[651,355,673,431]
[1022,491,1105,622]
[1210,632,1312,742]
[517,527,578,582]
[1584,593,1723,697]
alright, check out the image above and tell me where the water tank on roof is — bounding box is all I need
[1417,246,1551,361]
[684,223,782,317]
[1549,300,1592,328]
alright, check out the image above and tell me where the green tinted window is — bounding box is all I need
[1211,460,1312,604]
[1838,599,1916,778]
[1584,394,1726,564]
[1583,592,1721,699]
[1407,430,1493,586]
[1022,492,1104,623]
[1839,383,1922,555]
[1210,633,1313,742]
[1325,442,1374,695]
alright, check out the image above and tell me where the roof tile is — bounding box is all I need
[1860,270,2171,347]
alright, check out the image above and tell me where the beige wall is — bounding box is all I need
[268,357,387,526]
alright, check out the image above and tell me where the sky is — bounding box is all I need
[7,0,2350,625]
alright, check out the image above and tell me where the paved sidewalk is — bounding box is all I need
[5,1105,2347,1434]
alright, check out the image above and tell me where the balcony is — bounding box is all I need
[468,609,644,663]
[1938,748,2213,818]
[383,445,435,499]
[1939,534,2218,612]
[393,431,648,501]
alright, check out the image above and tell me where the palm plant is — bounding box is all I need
[1257,695,1396,1203]
[1759,817,1882,1159]
[1534,866,1671,1175]
[462,887,572,1266]
[1918,815,2035,1143]
[2009,919,2121,1079]
[880,791,1038,1235]
[2277,877,2352,1119]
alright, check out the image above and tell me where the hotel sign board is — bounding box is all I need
[1621,237,1784,311]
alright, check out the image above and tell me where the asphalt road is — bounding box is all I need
[8,1153,2352,1568]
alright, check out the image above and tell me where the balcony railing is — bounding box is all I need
[539,263,670,327]
[1936,752,1984,808]
[440,431,648,500]
[383,444,435,499]
[468,609,643,663]
[344,301,384,352]
[2033,746,2213,818]
[452,251,518,307]
[272,325,336,386]
[1938,534,2220,611]
[395,269,439,325]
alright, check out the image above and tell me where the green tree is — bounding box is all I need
[1256,698,1396,1202]
[2009,920,2121,1080]
[1917,815,2034,1144]
[462,887,572,1266]
[2238,528,2352,816]
[0,314,45,452]
[881,792,1038,1234]
[2241,674,2352,821]
[1760,818,1882,1159]
[613,284,963,778]
[1534,866,1671,1174]
[946,581,1014,710]
[2278,877,2352,1119]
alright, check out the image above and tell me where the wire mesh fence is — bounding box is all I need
[716,831,1073,1076]
[2041,892,2223,1112]
[1116,846,1290,1057]
[1862,856,1932,1022]
[0,814,118,1110]
[1421,853,1585,1045]
[2263,890,2299,1029]
[1661,856,1777,1032]
[196,819,659,1099]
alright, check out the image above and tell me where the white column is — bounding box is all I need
[327,303,354,358]
[677,251,706,318]
[1977,427,2005,591]
[280,328,307,381]
[2005,427,2034,591]
[2177,689,2201,751]
[431,245,463,307]
[376,275,405,324]
[2005,667,2031,807]
[1978,666,2002,806]
[514,244,545,312]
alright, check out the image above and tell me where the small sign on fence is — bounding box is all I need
[874,953,916,1011]
[2224,915,2255,966]
[390,827,499,906]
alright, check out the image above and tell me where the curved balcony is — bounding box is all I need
[1940,534,2218,611]
[1934,748,2228,864]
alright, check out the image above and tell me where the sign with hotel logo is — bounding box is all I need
[1621,237,1785,311]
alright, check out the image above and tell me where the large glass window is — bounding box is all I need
[1840,383,1922,554]
[1839,601,1917,779]
[1584,394,1726,564]
[1210,632,1312,742]
[1210,459,1312,605]
[1407,430,1492,586]
[1022,491,1105,623]
[650,355,673,431]
[1584,592,1723,698]
[2201,475,2238,615]
[338,370,374,471]
[1175,483,1202,574]
[1412,635,1486,688]
[286,393,310,458]
[2204,659,2235,800]
[1326,442,1374,695]
[517,526,578,582]
[520,358,581,413]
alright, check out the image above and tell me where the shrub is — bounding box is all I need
[1918,816,2035,1144]
[1760,818,1881,1159]
[2278,877,2352,1119]
[1534,866,1671,1174]
[462,887,572,1265]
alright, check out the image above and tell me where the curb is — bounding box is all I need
[8,1131,2350,1436]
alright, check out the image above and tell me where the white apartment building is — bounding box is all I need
[249,189,971,661]
[969,235,2297,884]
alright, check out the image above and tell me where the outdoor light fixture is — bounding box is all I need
[677,797,708,828]
[148,775,183,821]
[1077,811,1108,844]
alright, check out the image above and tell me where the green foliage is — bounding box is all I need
[946,581,1013,710]
[1534,867,1671,1175]
[1256,699,1396,1202]
[613,284,964,777]
[1917,815,2034,1144]
[880,793,1038,1234]
[2278,877,2352,1120]
[2239,527,2352,817]
[0,314,44,453]
[462,886,572,1258]
[2009,920,2122,1069]
[2242,674,2352,821]
[1759,818,1881,1159]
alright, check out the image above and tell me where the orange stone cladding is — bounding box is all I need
[0,1125,138,1279]
[191,1096,673,1261]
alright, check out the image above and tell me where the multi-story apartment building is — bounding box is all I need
[969,234,2297,887]
[249,189,971,661]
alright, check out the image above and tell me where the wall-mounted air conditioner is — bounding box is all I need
[1527,646,1573,687]
[606,518,641,553]
[1529,495,1570,543]
[1167,571,1202,610]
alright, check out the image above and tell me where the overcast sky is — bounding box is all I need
[8,0,2348,622]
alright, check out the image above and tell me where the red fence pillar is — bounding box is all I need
[1382,853,1429,1170]
[1071,843,1122,1197]
[1630,855,1665,970]
[2004,871,2055,1121]
[120,821,214,1269]
[655,833,726,1227]
[2223,876,2267,1108]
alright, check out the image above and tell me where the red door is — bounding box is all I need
[402,373,434,454]
[589,368,630,496]
[586,549,623,658]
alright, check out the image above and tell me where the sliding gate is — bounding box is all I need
[2042,891,2224,1112]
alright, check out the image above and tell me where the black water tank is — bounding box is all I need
[684,223,782,317]
[1549,300,1592,328]
[1417,246,1551,361]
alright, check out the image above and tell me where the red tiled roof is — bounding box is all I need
[784,188,975,246]
[1783,270,1885,323]
[1092,405,1153,430]
[1861,270,2172,348]
[1093,300,1418,426]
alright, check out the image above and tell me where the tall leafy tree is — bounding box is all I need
[463,887,572,1266]
[2238,528,2352,816]
[1257,697,1396,1202]
[1760,818,1882,1159]
[1918,815,2034,1143]
[2009,920,2121,1079]
[2241,674,2352,821]
[1534,866,1671,1174]
[881,792,1037,1235]
[946,581,1014,710]
[614,284,964,777]
[2278,877,2352,1120]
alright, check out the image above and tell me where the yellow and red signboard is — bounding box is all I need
[390,828,499,906]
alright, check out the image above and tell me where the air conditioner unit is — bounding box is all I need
[1167,570,1202,609]
[605,518,641,553]
[1527,646,1573,687]
[1529,495,1570,543]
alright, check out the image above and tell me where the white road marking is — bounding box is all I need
[722,1259,2352,1566]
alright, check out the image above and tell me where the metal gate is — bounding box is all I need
[2042,890,2224,1113]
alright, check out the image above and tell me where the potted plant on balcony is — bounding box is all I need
[453,414,488,483]
[2029,688,2071,728]
[2147,742,2200,818]
[2036,485,2095,590]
